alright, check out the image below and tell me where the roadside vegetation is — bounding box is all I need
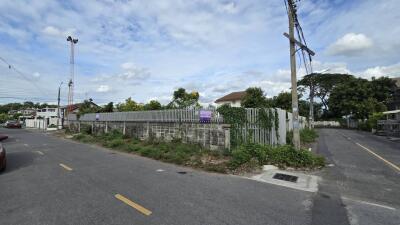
[286,128,319,147]
[70,129,324,174]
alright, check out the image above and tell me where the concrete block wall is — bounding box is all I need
[69,121,230,151]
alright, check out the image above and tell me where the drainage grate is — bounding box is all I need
[273,173,298,183]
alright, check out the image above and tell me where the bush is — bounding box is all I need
[73,133,95,143]
[81,124,92,135]
[286,128,318,145]
[300,128,318,143]
[105,138,125,148]
[229,143,325,169]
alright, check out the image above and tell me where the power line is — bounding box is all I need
[0,56,51,96]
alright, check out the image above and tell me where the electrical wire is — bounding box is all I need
[285,0,314,74]
[0,56,52,96]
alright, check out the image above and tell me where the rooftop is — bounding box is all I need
[215,91,246,103]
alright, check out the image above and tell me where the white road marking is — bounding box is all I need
[35,151,44,155]
[23,143,29,147]
[156,169,165,172]
[342,197,396,211]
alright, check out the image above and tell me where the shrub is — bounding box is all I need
[300,128,319,143]
[73,133,95,143]
[81,124,92,135]
[286,128,318,145]
[105,138,125,148]
[229,143,325,169]
[230,146,253,169]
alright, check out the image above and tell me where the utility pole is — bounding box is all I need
[57,81,63,129]
[66,36,78,126]
[287,0,301,150]
[284,0,315,150]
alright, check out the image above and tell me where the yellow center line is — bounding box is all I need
[355,142,400,173]
[59,163,73,171]
[115,194,152,216]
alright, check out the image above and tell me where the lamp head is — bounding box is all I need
[67,36,72,41]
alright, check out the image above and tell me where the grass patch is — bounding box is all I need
[71,129,324,174]
[300,128,319,143]
[72,133,96,143]
[286,128,319,146]
[229,143,325,170]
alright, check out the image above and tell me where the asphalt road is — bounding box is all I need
[313,128,400,225]
[0,128,399,225]
[0,128,313,225]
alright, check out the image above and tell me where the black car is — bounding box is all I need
[0,143,6,172]
[5,120,21,129]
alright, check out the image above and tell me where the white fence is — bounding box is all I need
[74,109,224,123]
[313,121,341,127]
[68,108,308,146]
[25,117,60,130]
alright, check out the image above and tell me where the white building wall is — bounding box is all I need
[36,108,58,118]
[216,100,241,107]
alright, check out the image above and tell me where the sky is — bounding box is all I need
[0,0,399,106]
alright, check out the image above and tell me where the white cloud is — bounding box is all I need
[1,0,400,105]
[96,85,111,93]
[32,72,40,78]
[327,33,373,56]
[118,62,150,80]
[358,63,400,79]
[218,2,238,14]
[42,25,76,38]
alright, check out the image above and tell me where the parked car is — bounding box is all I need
[0,143,6,172]
[0,134,8,141]
[5,120,21,128]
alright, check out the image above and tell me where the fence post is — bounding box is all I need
[91,122,94,134]
[123,121,126,135]
[78,121,81,133]
[223,124,231,151]
[146,122,150,138]
[105,121,108,133]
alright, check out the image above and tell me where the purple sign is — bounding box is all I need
[199,110,212,123]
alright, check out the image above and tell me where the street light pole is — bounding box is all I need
[57,81,63,129]
[66,36,78,127]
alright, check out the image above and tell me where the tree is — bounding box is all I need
[117,97,143,111]
[144,100,162,110]
[23,101,34,108]
[329,78,386,119]
[78,99,101,116]
[270,92,291,111]
[102,102,114,112]
[270,92,319,117]
[0,113,9,123]
[298,73,354,112]
[168,88,200,109]
[241,87,270,108]
[370,77,397,104]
